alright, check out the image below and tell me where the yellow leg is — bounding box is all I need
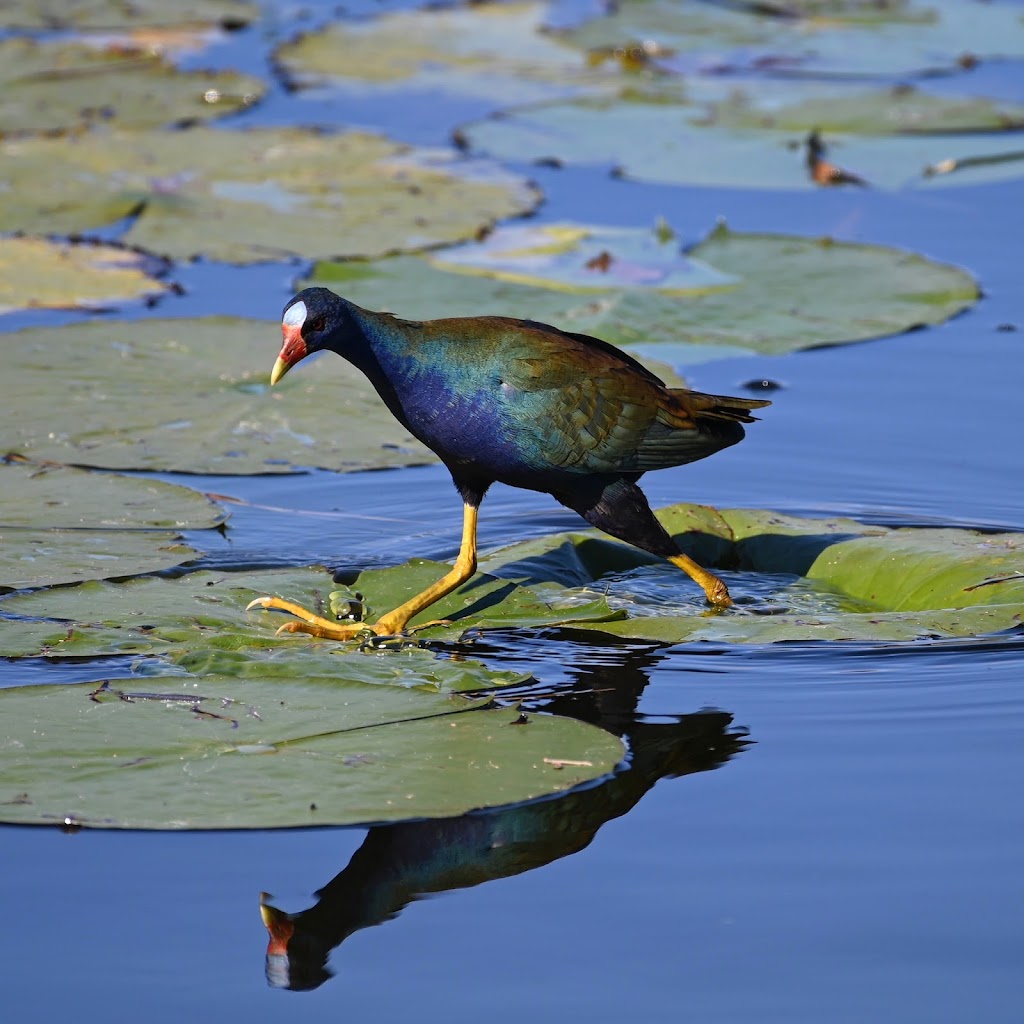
[667,552,732,608]
[247,504,480,640]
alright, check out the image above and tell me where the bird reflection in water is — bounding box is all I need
[259,634,751,991]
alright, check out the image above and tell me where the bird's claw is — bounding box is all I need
[247,595,376,641]
[246,595,452,645]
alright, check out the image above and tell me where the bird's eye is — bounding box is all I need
[305,314,326,334]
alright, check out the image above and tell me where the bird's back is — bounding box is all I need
[361,310,768,484]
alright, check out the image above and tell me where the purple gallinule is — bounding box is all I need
[247,288,769,639]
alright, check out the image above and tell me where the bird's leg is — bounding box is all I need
[667,552,731,608]
[247,504,479,640]
[557,478,732,609]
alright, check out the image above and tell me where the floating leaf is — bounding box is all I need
[308,222,978,360]
[1,317,432,474]
[0,459,222,590]
[563,0,1024,78]
[0,673,624,829]
[463,85,1024,191]
[275,1,619,105]
[0,564,621,659]
[0,127,540,263]
[473,506,1024,642]
[0,459,225,530]
[0,531,198,592]
[0,38,264,136]
[0,237,167,314]
[0,0,256,30]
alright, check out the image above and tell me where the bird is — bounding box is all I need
[246,287,770,640]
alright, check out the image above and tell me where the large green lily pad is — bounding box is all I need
[0,563,621,659]
[463,86,1024,190]
[275,1,619,106]
[0,673,624,829]
[0,0,256,30]
[2,317,432,474]
[562,0,1024,78]
[308,222,978,360]
[0,127,539,263]
[0,459,223,590]
[470,505,1024,642]
[0,236,168,313]
[0,37,263,137]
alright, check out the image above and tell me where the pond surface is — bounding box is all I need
[2,2,1023,1021]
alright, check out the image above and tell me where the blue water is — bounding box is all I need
[2,2,1024,1021]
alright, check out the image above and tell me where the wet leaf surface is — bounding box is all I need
[0,237,168,313]
[0,127,540,263]
[0,37,264,136]
[0,671,624,829]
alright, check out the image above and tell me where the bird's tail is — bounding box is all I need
[669,389,771,425]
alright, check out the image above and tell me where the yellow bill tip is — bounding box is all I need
[269,356,291,387]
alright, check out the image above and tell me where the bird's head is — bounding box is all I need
[271,288,351,385]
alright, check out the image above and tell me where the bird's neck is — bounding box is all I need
[331,303,421,426]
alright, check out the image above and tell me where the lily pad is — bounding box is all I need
[0,237,168,314]
[472,505,1024,642]
[0,0,256,30]
[463,86,1024,190]
[0,564,621,659]
[0,127,540,263]
[0,459,225,530]
[0,674,624,829]
[0,459,222,590]
[275,1,620,106]
[1,317,433,474]
[307,222,978,360]
[562,0,1024,78]
[0,37,264,137]
[0,531,198,592]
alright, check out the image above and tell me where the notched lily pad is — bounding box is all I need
[2,317,432,474]
[0,127,540,263]
[0,0,257,30]
[0,459,222,590]
[0,237,168,314]
[0,673,624,829]
[308,222,978,360]
[462,83,1024,191]
[0,37,264,137]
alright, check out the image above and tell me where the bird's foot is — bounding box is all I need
[245,596,451,643]
[704,577,732,609]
